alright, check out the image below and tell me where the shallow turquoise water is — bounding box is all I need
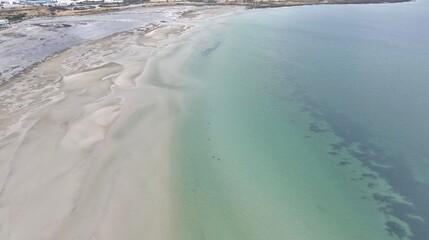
[173,2,429,240]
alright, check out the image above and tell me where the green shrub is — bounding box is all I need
[6,13,27,22]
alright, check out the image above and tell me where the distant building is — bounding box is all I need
[56,0,77,5]
[103,0,123,3]
[1,0,20,4]
[148,0,184,2]
[0,19,10,27]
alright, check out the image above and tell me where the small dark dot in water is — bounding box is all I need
[207,138,211,141]
[309,123,325,133]
[359,177,364,180]
[351,178,357,181]
[305,135,310,138]
[212,156,215,158]
[361,173,378,180]
[368,183,376,188]
[328,151,340,156]
[339,161,350,166]
[217,158,220,161]
[361,196,367,200]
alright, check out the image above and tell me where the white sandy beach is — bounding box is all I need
[0,6,241,240]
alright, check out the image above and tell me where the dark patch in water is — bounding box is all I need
[287,86,429,240]
[328,151,340,156]
[345,145,429,240]
[385,221,409,239]
[362,173,378,180]
[339,161,351,166]
[201,41,221,58]
[331,142,349,151]
[373,193,395,203]
[309,122,326,133]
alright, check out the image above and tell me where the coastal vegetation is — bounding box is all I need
[5,12,26,21]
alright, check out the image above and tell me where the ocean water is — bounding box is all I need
[172,2,429,240]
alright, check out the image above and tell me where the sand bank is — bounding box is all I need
[0,6,242,240]
[0,6,195,84]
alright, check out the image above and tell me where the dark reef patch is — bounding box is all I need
[309,122,326,133]
[286,84,429,240]
[362,173,378,180]
[385,221,409,240]
[328,151,340,156]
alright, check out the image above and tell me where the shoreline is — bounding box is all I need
[1,0,412,24]
[0,5,202,84]
[0,6,240,239]
[246,0,412,9]
[0,0,413,84]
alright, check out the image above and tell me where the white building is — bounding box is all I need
[1,0,20,4]
[103,0,123,3]
[56,0,77,5]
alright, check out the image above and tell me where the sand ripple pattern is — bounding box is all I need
[0,11,231,238]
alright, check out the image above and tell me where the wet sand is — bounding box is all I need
[0,6,242,240]
[0,6,196,84]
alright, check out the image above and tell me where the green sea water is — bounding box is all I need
[171,2,429,240]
